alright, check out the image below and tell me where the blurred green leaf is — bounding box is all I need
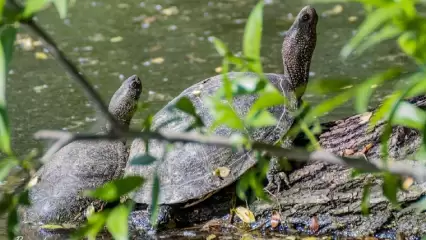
[355,25,402,56]
[361,182,371,215]
[248,84,286,115]
[220,58,233,101]
[84,176,144,202]
[369,92,401,128]
[382,173,401,207]
[106,204,131,240]
[300,122,320,150]
[0,26,16,155]
[52,0,67,19]
[0,193,12,215]
[0,158,18,181]
[71,211,109,240]
[243,1,263,73]
[305,90,355,124]
[23,0,49,18]
[307,78,354,95]
[206,97,244,130]
[231,74,266,96]
[172,97,204,129]
[0,0,5,22]
[130,154,156,166]
[18,190,30,206]
[236,174,249,201]
[212,37,229,56]
[355,68,402,113]
[341,5,401,58]
[150,173,160,226]
[392,102,426,130]
[7,208,18,240]
[1,26,17,67]
[245,110,277,128]
[173,97,197,117]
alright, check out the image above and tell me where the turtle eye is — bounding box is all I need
[131,81,140,89]
[302,14,310,21]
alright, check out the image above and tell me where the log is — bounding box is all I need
[251,95,426,238]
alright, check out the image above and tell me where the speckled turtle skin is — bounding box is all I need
[125,6,318,206]
[22,75,142,224]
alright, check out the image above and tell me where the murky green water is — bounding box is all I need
[1,0,415,238]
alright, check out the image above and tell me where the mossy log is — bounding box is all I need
[252,96,426,238]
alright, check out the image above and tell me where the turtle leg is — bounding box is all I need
[265,156,291,193]
[129,204,176,232]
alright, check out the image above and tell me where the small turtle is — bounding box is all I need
[126,5,318,227]
[22,75,142,224]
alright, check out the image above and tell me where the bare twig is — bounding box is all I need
[19,19,123,132]
[34,129,426,183]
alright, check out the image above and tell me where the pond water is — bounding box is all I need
[1,0,416,238]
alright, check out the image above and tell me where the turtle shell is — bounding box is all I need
[23,139,128,223]
[125,72,298,205]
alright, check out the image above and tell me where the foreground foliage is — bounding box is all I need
[0,0,425,239]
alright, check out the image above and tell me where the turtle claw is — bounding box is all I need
[265,171,290,194]
[265,157,291,194]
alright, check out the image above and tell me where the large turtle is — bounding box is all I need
[125,5,318,226]
[22,75,142,224]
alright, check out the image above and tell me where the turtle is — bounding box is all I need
[125,5,318,227]
[21,75,142,224]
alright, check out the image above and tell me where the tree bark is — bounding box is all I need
[252,96,426,238]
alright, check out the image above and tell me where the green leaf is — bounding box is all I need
[129,154,156,166]
[150,173,160,226]
[307,78,354,95]
[173,97,197,116]
[243,1,264,73]
[392,102,426,130]
[1,26,17,68]
[0,0,5,22]
[0,158,18,181]
[354,25,402,56]
[369,92,401,128]
[7,208,18,240]
[361,183,371,215]
[305,90,355,125]
[52,0,67,19]
[0,26,16,155]
[206,97,245,130]
[231,74,265,96]
[0,193,12,215]
[355,68,402,113]
[382,173,400,207]
[212,37,229,56]
[341,5,401,58]
[106,204,131,240]
[83,176,144,202]
[71,211,109,240]
[18,190,30,206]
[245,110,277,128]
[23,0,50,17]
[248,84,286,115]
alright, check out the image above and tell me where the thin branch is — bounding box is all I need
[19,19,123,132]
[34,129,426,183]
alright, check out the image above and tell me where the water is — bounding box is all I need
[1,0,415,238]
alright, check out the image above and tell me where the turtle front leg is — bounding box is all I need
[265,156,291,194]
[129,204,176,233]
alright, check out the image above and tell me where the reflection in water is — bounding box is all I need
[2,0,414,238]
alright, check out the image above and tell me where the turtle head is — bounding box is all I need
[282,5,318,99]
[107,75,142,131]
